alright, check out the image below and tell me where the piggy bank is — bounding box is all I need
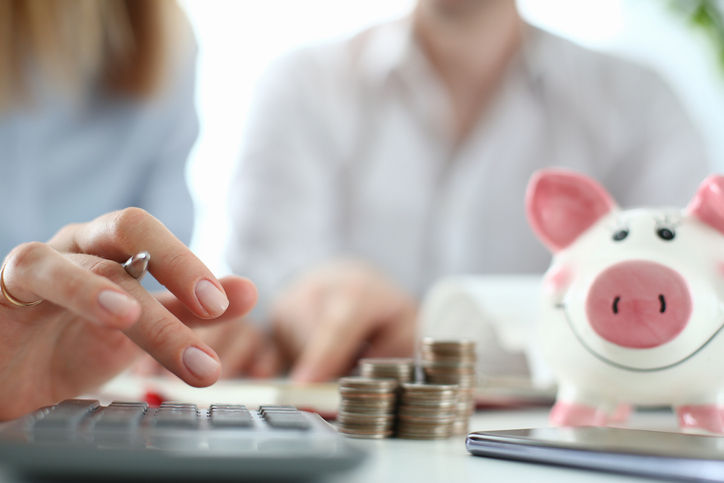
[526,169,724,433]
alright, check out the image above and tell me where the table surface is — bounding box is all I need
[0,403,695,483]
[327,406,683,483]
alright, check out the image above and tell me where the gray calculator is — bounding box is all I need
[0,399,366,481]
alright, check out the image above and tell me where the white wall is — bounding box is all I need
[182,0,724,275]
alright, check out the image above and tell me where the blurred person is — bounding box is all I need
[0,0,194,265]
[0,0,262,418]
[226,0,710,382]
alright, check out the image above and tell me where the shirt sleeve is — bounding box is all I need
[226,52,345,319]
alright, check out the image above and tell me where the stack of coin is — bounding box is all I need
[337,377,398,439]
[396,383,459,440]
[420,339,477,434]
[358,358,415,384]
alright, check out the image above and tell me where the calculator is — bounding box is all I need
[0,399,366,481]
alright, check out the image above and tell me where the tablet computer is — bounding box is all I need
[466,426,724,482]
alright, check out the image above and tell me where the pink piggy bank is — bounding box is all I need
[526,169,724,433]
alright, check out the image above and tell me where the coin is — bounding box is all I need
[396,382,460,440]
[420,339,477,434]
[359,358,415,383]
[421,338,476,352]
[338,342,477,440]
[337,376,399,439]
[339,400,397,414]
[338,427,394,439]
[339,377,399,390]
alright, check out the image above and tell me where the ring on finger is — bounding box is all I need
[122,251,150,281]
[0,261,43,307]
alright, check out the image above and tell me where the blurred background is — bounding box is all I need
[180,0,724,275]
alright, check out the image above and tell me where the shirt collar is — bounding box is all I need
[358,17,419,87]
[359,17,549,89]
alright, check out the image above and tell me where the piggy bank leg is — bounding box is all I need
[608,403,632,423]
[549,386,615,426]
[676,404,724,434]
[549,402,608,426]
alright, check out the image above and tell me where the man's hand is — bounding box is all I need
[271,260,417,383]
[0,208,257,420]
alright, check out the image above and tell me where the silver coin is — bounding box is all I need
[339,402,397,413]
[421,338,476,347]
[398,407,456,418]
[400,391,459,400]
[396,429,453,436]
[398,414,456,423]
[402,382,458,393]
[420,352,478,363]
[338,412,396,423]
[339,377,399,390]
[339,390,398,399]
[338,422,396,432]
[396,424,454,434]
[338,427,394,439]
[422,362,476,371]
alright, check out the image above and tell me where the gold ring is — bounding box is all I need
[0,262,43,307]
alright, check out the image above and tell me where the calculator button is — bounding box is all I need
[155,408,198,428]
[109,401,149,410]
[93,406,146,430]
[34,399,100,429]
[160,402,198,410]
[264,413,310,430]
[209,409,253,428]
[259,405,296,413]
[259,406,298,418]
[58,399,101,408]
[210,404,247,410]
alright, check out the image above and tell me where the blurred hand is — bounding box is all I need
[271,260,417,383]
[0,208,257,420]
[195,319,283,379]
[136,318,284,380]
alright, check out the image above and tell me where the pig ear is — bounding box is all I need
[687,175,724,235]
[526,169,617,253]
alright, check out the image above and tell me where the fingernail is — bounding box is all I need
[98,290,139,318]
[195,279,229,315]
[183,347,220,379]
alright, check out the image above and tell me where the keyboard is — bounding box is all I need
[0,399,366,481]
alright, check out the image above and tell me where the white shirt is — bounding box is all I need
[227,20,709,316]
[0,48,199,262]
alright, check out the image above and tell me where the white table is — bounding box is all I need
[0,399,693,483]
[329,407,682,483]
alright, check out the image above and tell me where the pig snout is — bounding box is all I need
[585,261,692,349]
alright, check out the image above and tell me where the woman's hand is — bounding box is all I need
[0,208,257,420]
[270,260,417,383]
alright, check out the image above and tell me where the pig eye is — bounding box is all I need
[657,227,675,241]
[612,229,629,241]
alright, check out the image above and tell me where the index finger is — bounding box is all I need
[116,273,222,387]
[48,208,229,319]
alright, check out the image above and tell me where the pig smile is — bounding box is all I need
[556,301,724,372]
